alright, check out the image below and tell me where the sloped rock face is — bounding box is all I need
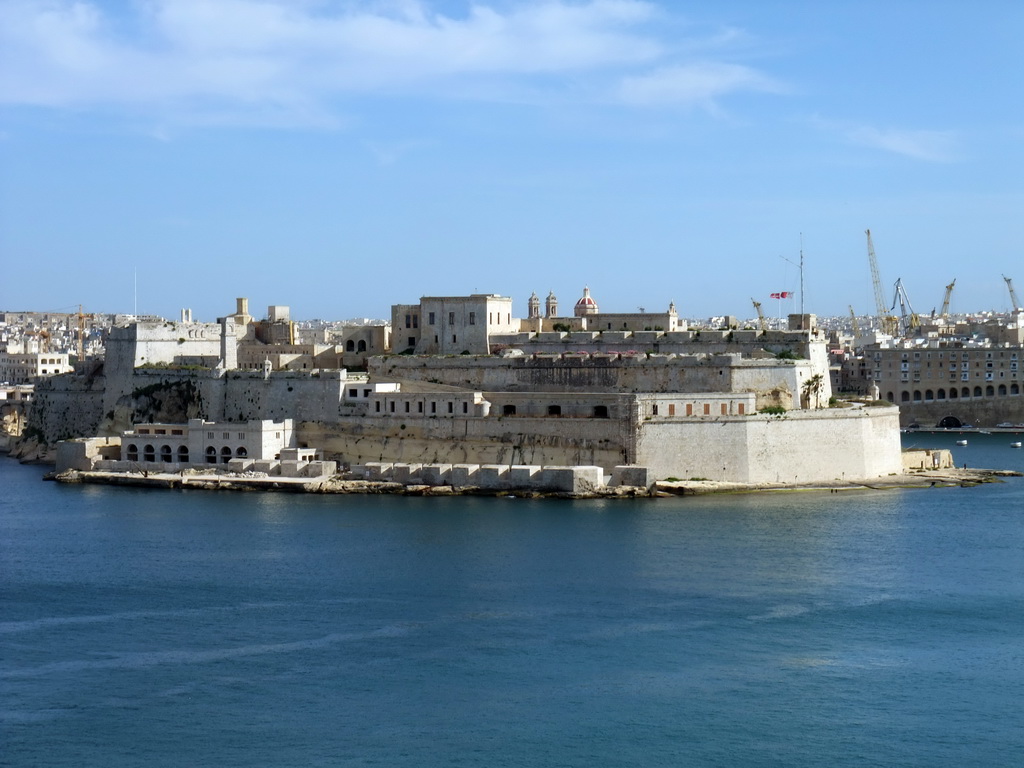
[18,372,106,461]
[99,378,209,437]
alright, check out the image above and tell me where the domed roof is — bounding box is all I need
[574,286,599,316]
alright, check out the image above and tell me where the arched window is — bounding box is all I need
[178,446,189,463]
[126,444,139,461]
[962,387,970,399]
[925,389,934,401]
[1012,384,1020,395]
[998,385,1007,396]
[143,445,155,462]
[886,392,894,403]
[221,446,232,463]
[345,340,355,352]
[503,404,517,416]
[901,391,910,403]
[913,390,922,402]
[236,446,248,457]
[206,446,217,464]
[974,386,983,397]
[357,340,367,352]
[937,389,946,400]
[160,445,172,462]
[985,385,995,397]
[949,388,958,399]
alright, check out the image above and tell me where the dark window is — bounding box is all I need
[548,405,561,416]
[428,312,435,324]
[503,405,516,416]
[594,405,609,418]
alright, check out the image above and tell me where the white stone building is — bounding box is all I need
[0,351,73,384]
[391,294,519,355]
[121,418,295,466]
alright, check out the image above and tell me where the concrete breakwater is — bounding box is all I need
[47,461,1018,499]
[49,466,653,499]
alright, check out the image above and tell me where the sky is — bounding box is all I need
[2,0,1023,323]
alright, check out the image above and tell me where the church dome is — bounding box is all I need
[574,286,599,317]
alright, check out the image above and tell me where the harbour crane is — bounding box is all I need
[891,278,921,337]
[1004,275,1022,312]
[848,305,861,339]
[751,298,766,332]
[940,279,956,320]
[865,229,898,336]
[75,304,96,361]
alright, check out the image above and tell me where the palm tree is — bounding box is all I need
[802,374,824,409]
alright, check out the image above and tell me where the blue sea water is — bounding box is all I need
[2,435,1023,767]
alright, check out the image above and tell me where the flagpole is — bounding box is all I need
[799,232,805,317]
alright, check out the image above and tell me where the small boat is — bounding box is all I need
[956,439,968,446]
[1012,442,1022,448]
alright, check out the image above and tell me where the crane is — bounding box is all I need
[848,305,861,339]
[75,304,96,361]
[865,229,898,336]
[1004,275,1022,312]
[940,279,956,320]
[751,298,766,332]
[891,278,921,337]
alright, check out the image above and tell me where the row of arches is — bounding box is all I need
[125,444,248,464]
[345,339,368,352]
[892,383,1021,403]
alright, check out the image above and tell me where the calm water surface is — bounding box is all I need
[2,436,1023,767]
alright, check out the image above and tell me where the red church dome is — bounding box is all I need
[574,286,599,317]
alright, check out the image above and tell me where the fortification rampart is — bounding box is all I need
[895,396,1024,428]
[370,353,813,407]
[24,371,107,448]
[300,414,627,469]
[634,406,901,484]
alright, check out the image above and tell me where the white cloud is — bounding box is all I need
[846,125,958,163]
[0,0,784,125]
[617,62,786,109]
[814,117,959,162]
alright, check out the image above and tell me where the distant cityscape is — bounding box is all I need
[2,284,1022,494]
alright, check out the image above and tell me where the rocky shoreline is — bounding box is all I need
[43,465,1020,500]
